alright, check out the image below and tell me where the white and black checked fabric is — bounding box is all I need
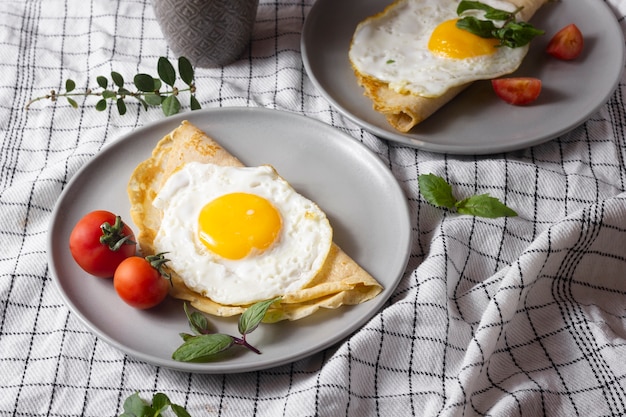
[2,0,626,416]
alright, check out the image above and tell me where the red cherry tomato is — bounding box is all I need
[113,254,171,309]
[69,210,136,278]
[546,23,584,60]
[491,77,542,105]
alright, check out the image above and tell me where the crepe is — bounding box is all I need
[127,121,383,322]
[350,0,548,133]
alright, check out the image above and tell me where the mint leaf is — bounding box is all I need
[418,174,457,209]
[172,333,234,362]
[456,194,518,218]
[238,297,281,335]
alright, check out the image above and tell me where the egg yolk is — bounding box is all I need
[428,19,500,59]
[198,192,282,260]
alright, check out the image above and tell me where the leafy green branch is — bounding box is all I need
[172,298,281,362]
[418,173,517,218]
[25,56,200,117]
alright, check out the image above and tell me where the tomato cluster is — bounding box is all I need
[69,210,170,309]
[491,23,584,106]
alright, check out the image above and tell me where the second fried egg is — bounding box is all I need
[152,162,333,305]
[349,0,530,98]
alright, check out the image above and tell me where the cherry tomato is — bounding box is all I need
[113,254,171,309]
[69,210,136,278]
[491,77,542,105]
[546,24,584,60]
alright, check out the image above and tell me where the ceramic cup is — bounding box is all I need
[152,0,259,68]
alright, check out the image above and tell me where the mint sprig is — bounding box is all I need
[119,392,191,417]
[418,173,517,218]
[172,298,281,362]
[455,0,544,48]
[25,56,200,117]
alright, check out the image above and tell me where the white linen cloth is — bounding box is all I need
[2,0,626,415]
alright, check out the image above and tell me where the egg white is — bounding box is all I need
[152,162,333,305]
[349,0,529,97]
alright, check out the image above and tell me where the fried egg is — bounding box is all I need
[349,0,529,98]
[152,162,333,305]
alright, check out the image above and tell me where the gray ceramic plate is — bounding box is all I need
[301,0,624,154]
[48,107,412,373]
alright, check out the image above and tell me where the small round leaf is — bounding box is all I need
[144,93,162,106]
[190,95,201,110]
[158,57,177,87]
[161,95,181,116]
[178,56,194,86]
[111,71,124,87]
[95,99,107,111]
[65,79,76,92]
[116,98,127,115]
[96,76,108,89]
[134,73,155,92]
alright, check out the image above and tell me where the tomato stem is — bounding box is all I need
[99,216,136,251]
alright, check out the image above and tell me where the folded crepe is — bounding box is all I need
[350,0,548,133]
[127,121,383,322]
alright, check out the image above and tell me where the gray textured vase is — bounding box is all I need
[153,0,259,68]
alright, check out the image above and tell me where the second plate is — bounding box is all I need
[301,0,625,154]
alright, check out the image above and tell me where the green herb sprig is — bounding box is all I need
[172,298,281,362]
[418,173,517,218]
[119,392,191,417]
[25,56,200,117]
[455,0,544,48]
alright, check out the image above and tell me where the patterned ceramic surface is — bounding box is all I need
[153,0,258,67]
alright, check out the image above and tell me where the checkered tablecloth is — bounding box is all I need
[2,0,626,416]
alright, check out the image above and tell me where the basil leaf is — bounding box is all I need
[171,404,192,417]
[456,16,496,39]
[151,393,171,414]
[238,297,281,335]
[184,303,210,335]
[122,392,150,417]
[172,334,234,362]
[456,0,543,48]
[418,174,457,209]
[496,22,545,48]
[456,194,518,218]
[457,0,513,20]
[457,0,492,14]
